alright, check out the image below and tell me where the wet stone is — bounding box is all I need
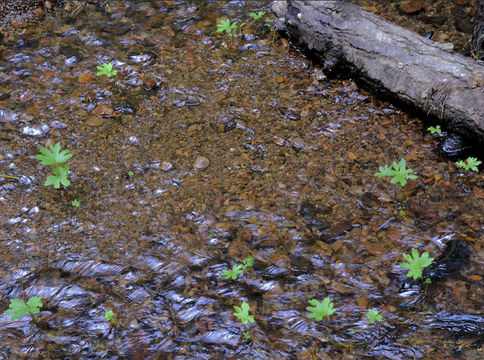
[193,156,209,171]
[185,95,200,106]
[161,161,174,172]
[438,133,468,159]
[85,117,104,127]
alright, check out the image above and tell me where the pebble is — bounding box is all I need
[161,161,173,171]
[185,95,200,106]
[85,117,104,127]
[193,156,209,171]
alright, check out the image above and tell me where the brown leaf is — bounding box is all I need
[78,72,94,84]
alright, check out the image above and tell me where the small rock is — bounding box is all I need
[143,78,158,91]
[186,95,200,106]
[400,0,428,14]
[161,161,173,171]
[193,156,209,171]
[85,117,104,127]
[92,105,115,117]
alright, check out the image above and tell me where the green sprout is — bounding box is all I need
[306,297,336,321]
[96,62,117,78]
[233,301,255,341]
[399,248,434,280]
[71,199,80,208]
[241,256,254,270]
[221,264,244,280]
[217,19,237,34]
[456,157,481,172]
[365,309,382,323]
[104,309,116,325]
[233,301,255,325]
[127,171,134,177]
[35,143,73,188]
[221,256,254,280]
[249,11,266,20]
[4,296,43,320]
[427,125,441,134]
[374,158,418,187]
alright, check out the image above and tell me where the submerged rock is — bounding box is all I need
[438,133,469,159]
[193,156,209,171]
[426,239,470,279]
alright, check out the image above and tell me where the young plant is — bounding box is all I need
[35,143,73,188]
[104,309,116,325]
[456,157,481,172]
[427,125,442,134]
[365,309,382,323]
[233,301,255,340]
[4,296,43,320]
[399,248,434,280]
[127,171,134,178]
[221,264,244,280]
[306,297,336,321]
[96,62,117,78]
[217,19,237,34]
[221,256,254,280]
[71,199,80,208]
[249,11,266,21]
[374,158,418,187]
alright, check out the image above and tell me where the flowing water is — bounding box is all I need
[0,1,483,359]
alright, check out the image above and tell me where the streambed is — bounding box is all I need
[0,1,483,359]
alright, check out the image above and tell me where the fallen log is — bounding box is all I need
[272,0,484,146]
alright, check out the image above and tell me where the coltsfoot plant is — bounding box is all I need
[456,157,481,172]
[96,62,117,78]
[374,158,418,187]
[217,19,237,34]
[306,297,336,321]
[35,143,73,188]
[249,11,266,21]
[233,301,255,340]
[221,256,254,280]
[366,309,383,323]
[427,125,442,134]
[4,296,43,320]
[400,248,434,280]
[104,309,116,325]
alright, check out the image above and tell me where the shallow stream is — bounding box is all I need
[0,1,483,359]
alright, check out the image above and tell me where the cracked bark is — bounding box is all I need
[273,0,484,146]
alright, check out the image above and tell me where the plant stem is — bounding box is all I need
[0,174,20,180]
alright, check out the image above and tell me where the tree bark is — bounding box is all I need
[472,0,484,60]
[273,0,484,145]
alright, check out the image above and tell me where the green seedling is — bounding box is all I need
[241,256,254,270]
[221,264,244,280]
[399,248,434,280]
[374,158,418,187]
[217,19,237,34]
[233,302,255,324]
[71,199,80,208]
[233,301,255,341]
[427,125,441,134]
[96,62,117,78]
[4,296,43,320]
[104,309,116,325]
[127,171,134,177]
[306,297,336,321]
[249,11,266,20]
[221,256,254,280]
[365,309,382,323]
[35,143,73,188]
[456,157,481,172]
